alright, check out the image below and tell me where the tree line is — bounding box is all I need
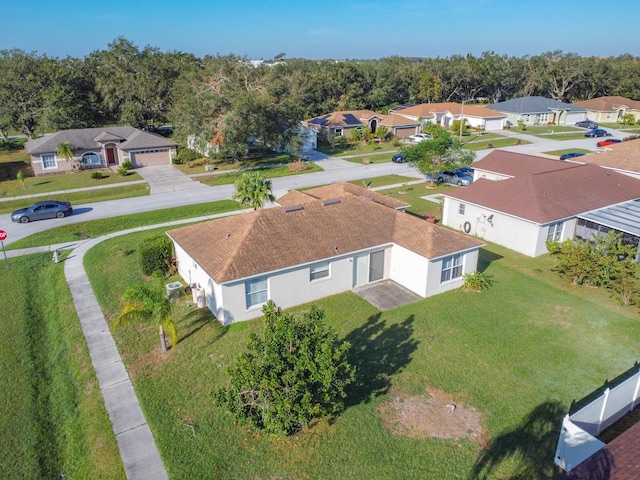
[2,37,640,158]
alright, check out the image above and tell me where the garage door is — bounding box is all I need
[131,149,170,167]
[394,126,417,139]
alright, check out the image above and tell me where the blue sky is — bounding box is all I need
[1,0,639,59]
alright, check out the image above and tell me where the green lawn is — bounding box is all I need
[83,232,640,479]
[196,162,324,186]
[545,148,592,157]
[173,153,301,174]
[0,253,124,479]
[317,142,400,157]
[463,137,530,150]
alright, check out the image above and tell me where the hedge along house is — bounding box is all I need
[25,126,177,176]
[166,183,484,325]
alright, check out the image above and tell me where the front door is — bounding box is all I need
[106,146,117,165]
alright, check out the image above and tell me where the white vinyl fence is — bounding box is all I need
[554,367,640,472]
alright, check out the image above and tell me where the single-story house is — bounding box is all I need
[391,102,507,132]
[471,150,576,182]
[167,183,484,325]
[486,96,588,127]
[304,110,421,140]
[569,137,640,180]
[25,126,177,176]
[441,154,640,258]
[574,95,640,124]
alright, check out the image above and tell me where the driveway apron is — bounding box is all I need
[135,165,209,194]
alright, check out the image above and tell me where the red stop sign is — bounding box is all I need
[0,230,7,241]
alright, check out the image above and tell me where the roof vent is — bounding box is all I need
[322,199,341,206]
[359,195,373,201]
[285,205,304,213]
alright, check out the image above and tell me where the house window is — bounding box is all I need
[245,277,267,309]
[310,261,329,281]
[82,152,101,168]
[441,254,463,283]
[459,203,466,215]
[42,154,57,170]
[547,222,563,242]
[334,128,343,136]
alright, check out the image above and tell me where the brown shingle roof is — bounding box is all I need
[574,95,640,111]
[306,110,379,128]
[298,182,410,210]
[167,195,482,283]
[474,150,576,178]
[574,139,640,175]
[445,164,640,223]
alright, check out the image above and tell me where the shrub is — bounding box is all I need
[91,171,105,180]
[139,235,174,276]
[173,148,201,166]
[287,159,310,172]
[0,138,27,150]
[117,166,129,176]
[121,159,133,170]
[462,271,494,292]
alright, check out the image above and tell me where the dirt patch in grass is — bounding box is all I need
[378,387,484,442]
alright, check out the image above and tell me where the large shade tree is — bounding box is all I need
[113,272,178,352]
[215,301,355,435]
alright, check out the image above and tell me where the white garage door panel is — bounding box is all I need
[132,150,169,167]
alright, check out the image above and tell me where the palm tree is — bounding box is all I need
[56,141,78,169]
[232,171,275,210]
[113,272,178,352]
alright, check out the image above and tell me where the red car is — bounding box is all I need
[596,139,622,147]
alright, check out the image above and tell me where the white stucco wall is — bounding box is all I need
[389,246,429,296]
[473,169,512,182]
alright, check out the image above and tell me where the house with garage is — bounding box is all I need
[25,126,177,176]
[304,110,421,140]
[486,96,588,127]
[441,153,640,258]
[574,95,640,124]
[391,102,507,132]
[167,183,484,325]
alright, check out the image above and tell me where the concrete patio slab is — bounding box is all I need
[353,279,423,311]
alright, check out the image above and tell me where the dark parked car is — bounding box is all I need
[559,152,586,160]
[11,200,73,223]
[391,153,407,163]
[596,138,622,147]
[455,166,475,177]
[585,129,611,138]
[575,120,598,129]
[435,171,473,187]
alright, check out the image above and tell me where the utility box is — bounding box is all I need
[166,281,183,299]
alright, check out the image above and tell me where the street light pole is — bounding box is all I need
[459,99,470,143]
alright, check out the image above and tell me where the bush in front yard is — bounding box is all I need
[139,235,174,276]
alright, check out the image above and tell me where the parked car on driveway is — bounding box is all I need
[11,200,73,223]
[433,171,473,187]
[409,133,433,142]
[559,152,586,161]
[455,166,475,177]
[575,120,598,129]
[585,129,611,138]
[391,153,407,163]
[596,138,622,147]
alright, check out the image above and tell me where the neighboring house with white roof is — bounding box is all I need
[167,183,484,325]
[486,96,588,127]
[442,152,640,258]
[574,96,640,124]
[25,126,177,175]
[391,102,507,132]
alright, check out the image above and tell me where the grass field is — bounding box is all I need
[544,148,592,158]
[0,254,124,479]
[83,230,640,479]
[463,137,530,150]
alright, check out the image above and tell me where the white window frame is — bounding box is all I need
[547,221,563,242]
[334,128,343,136]
[441,254,463,283]
[41,153,57,170]
[245,276,268,309]
[310,261,330,282]
[458,203,466,215]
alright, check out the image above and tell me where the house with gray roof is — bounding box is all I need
[304,110,421,140]
[167,183,484,325]
[442,152,640,258]
[486,96,588,127]
[25,126,177,176]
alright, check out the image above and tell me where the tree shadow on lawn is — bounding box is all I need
[470,400,598,479]
[343,313,419,407]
